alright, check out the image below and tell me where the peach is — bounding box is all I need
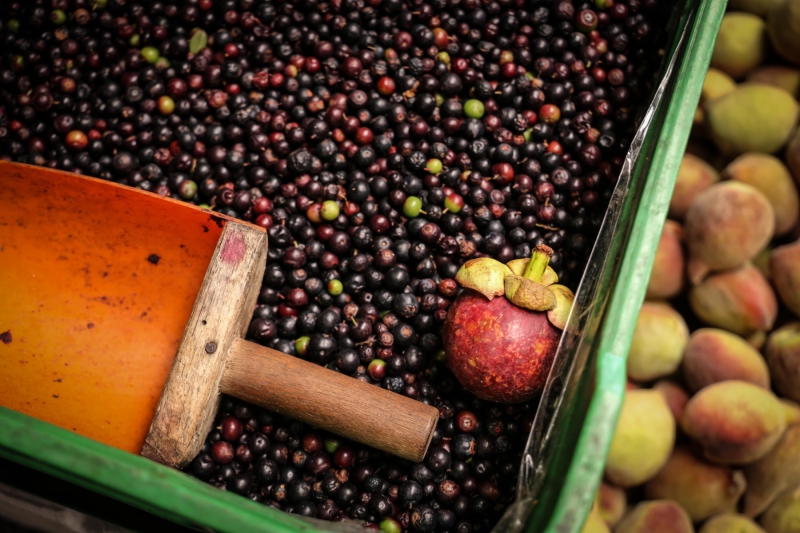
[682,328,770,392]
[582,508,611,533]
[747,66,800,97]
[670,154,720,221]
[781,400,800,427]
[765,323,800,403]
[646,220,685,300]
[759,486,800,533]
[627,302,689,383]
[605,390,675,487]
[770,239,800,318]
[653,380,690,426]
[614,500,694,533]
[722,154,799,237]
[689,264,778,336]
[707,84,799,156]
[685,182,774,284]
[682,380,786,465]
[644,446,746,522]
[699,514,765,533]
[711,13,766,79]
[743,425,800,517]
[594,482,626,528]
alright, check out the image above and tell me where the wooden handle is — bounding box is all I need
[220,338,439,463]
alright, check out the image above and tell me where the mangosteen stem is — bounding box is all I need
[523,244,554,282]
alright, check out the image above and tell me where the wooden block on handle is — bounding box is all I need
[221,338,439,463]
[142,221,267,468]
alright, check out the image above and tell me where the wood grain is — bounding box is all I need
[221,338,439,463]
[141,221,267,468]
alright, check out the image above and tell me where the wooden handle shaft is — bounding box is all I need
[220,338,438,463]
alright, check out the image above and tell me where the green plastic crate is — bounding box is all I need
[0,1,724,531]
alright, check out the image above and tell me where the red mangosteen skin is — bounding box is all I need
[442,288,561,404]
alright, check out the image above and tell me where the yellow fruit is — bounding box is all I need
[707,84,799,156]
[711,13,767,79]
[699,514,766,533]
[722,154,799,237]
[614,500,694,533]
[627,302,689,382]
[670,154,720,221]
[743,420,800,517]
[646,220,685,300]
[605,390,675,487]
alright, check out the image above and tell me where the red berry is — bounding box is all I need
[211,441,234,464]
[377,76,396,96]
[433,28,449,49]
[547,141,563,155]
[220,415,243,441]
[65,130,88,150]
[539,104,561,124]
[334,446,356,468]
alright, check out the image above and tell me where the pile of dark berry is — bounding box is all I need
[0,0,669,530]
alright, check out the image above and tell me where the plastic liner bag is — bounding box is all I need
[302,3,703,533]
[493,2,712,532]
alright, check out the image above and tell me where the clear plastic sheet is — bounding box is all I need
[493,2,699,531]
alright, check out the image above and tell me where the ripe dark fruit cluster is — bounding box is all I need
[0,0,668,529]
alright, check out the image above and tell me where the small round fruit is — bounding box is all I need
[65,130,88,151]
[426,158,443,174]
[403,196,422,218]
[320,200,340,221]
[158,96,175,115]
[141,46,160,64]
[327,279,343,296]
[464,99,485,119]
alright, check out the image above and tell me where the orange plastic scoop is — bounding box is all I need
[0,163,223,454]
[0,163,438,466]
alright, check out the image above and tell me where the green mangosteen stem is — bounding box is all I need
[523,244,554,282]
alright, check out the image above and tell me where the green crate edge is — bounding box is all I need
[0,407,324,532]
[541,1,727,532]
[0,2,726,532]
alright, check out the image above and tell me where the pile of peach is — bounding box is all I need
[583,3,800,532]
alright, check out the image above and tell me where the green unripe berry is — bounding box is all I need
[295,336,310,357]
[327,279,343,296]
[380,519,402,533]
[141,46,160,64]
[464,99,485,119]
[444,193,464,213]
[178,180,198,200]
[403,196,422,218]
[50,10,66,25]
[158,95,175,115]
[426,158,443,174]
[7,19,20,34]
[324,438,340,453]
[320,200,340,221]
